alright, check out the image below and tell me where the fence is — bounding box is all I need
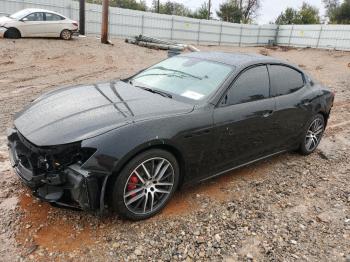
[278,24,350,50]
[1,0,350,50]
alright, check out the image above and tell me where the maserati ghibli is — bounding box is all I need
[7,52,334,220]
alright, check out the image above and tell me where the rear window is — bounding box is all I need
[269,65,304,96]
[45,13,64,21]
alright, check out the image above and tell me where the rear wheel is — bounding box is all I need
[4,28,21,39]
[111,149,179,220]
[299,114,325,155]
[60,29,72,40]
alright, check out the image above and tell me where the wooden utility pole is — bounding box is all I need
[157,0,160,13]
[79,0,85,35]
[207,0,211,20]
[101,0,109,44]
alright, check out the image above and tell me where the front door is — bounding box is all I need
[18,12,45,37]
[212,65,276,173]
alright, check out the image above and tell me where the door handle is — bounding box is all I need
[184,129,210,138]
[262,110,273,118]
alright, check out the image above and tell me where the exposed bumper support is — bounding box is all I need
[72,29,80,36]
[7,128,107,213]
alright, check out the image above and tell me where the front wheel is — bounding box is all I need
[299,114,325,155]
[5,28,21,39]
[111,149,179,220]
[60,29,72,40]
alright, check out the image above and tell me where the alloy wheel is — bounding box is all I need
[61,30,71,40]
[305,118,324,152]
[123,157,175,215]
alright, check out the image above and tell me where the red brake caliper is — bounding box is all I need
[127,175,139,198]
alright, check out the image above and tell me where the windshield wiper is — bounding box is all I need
[135,85,173,99]
[151,66,204,80]
[132,73,183,81]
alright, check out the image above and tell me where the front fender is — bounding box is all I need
[80,120,188,176]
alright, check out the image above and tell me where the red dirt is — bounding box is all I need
[17,191,97,254]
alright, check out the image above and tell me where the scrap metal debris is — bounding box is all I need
[259,48,269,56]
[125,35,200,54]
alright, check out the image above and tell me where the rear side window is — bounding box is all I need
[269,65,304,96]
[45,13,64,21]
[225,65,270,105]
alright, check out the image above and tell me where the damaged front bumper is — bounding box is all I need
[0,26,7,38]
[7,128,108,212]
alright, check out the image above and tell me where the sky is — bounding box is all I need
[145,0,326,24]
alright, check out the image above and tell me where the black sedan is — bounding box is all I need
[8,52,334,220]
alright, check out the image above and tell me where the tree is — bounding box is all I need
[275,2,320,24]
[152,1,192,16]
[323,0,340,17]
[190,2,210,20]
[326,0,350,24]
[298,3,320,24]
[216,2,242,23]
[275,7,299,25]
[216,0,260,24]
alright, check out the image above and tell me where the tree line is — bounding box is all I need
[276,0,350,24]
[86,0,350,24]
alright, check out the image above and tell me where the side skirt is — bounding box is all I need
[198,149,288,183]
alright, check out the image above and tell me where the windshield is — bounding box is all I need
[10,9,31,20]
[131,56,234,101]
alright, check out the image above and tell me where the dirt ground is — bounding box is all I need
[0,37,349,261]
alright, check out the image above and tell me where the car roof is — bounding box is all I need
[180,51,285,67]
[18,8,67,17]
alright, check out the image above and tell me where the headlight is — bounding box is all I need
[38,145,96,171]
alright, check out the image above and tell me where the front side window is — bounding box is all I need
[25,12,44,21]
[45,13,64,21]
[224,65,270,106]
[269,65,304,96]
[131,56,234,101]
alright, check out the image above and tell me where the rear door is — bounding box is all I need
[18,12,45,37]
[44,12,66,37]
[212,65,276,173]
[268,64,315,148]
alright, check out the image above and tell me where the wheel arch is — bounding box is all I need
[317,110,329,127]
[104,141,187,207]
[4,27,22,38]
[61,28,72,33]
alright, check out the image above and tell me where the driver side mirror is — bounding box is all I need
[21,17,28,22]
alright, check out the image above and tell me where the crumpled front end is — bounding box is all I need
[0,26,7,38]
[7,128,108,211]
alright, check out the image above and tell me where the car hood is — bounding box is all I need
[14,81,194,146]
[0,16,14,26]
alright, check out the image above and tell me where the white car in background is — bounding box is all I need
[0,8,79,40]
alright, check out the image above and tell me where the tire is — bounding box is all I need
[4,28,21,39]
[111,149,180,220]
[60,29,72,40]
[299,114,325,155]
